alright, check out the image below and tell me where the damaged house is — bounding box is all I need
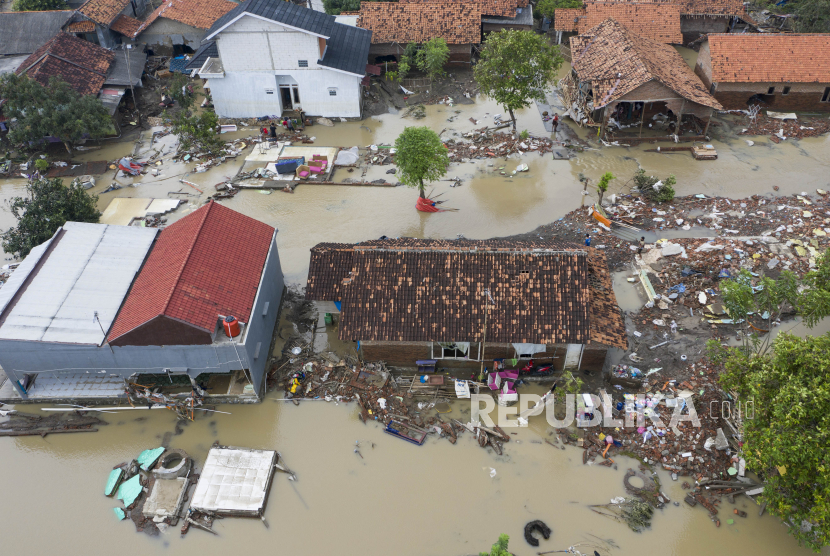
[357,2,482,65]
[76,0,151,48]
[695,34,830,112]
[188,0,371,118]
[0,202,284,404]
[304,239,627,371]
[560,18,722,142]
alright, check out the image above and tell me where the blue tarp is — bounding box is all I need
[169,58,191,74]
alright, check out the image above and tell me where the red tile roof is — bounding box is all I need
[554,8,584,31]
[107,201,275,342]
[707,34,830,83]
[110,14,143,37]
[130,0,237,38]
[79,0,131,26]
[64,19,97,33]
[399,0,517,18]
[577,2,682,43]
[358,2,482,45]
[16,32,114,96]
[571,18,722,109]
[677,0,745,16]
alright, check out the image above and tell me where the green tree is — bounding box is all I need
[393,126,450,199]
[12,0,66,11]
[169,73,194,110]
[474,30,563,131]
[322,0,359,15]
[596,171,615,205]
[415,37,449,82]
[709,333,830,551]
[536,0,583,19]
[1,177,101,257]
[633,169,676,203]
[0,74,113,155]
[168,109,225,155]
[789,0,830,32]
[480,533,510,556]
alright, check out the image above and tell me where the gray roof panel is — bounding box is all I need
[0,11,74,56]
[319,24,371,76]
[185,41,218,70]
[205,0,335,38]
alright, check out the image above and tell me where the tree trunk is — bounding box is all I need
[508,107,516,131]
[419,180,426,199]
[63,141,74,155]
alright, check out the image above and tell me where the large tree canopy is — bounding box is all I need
[474,30,563,130]
[0,74,112,154]
[393,126,449,198]
[536,0,583,20]
[1,177,101,257]
[12,0,66,11]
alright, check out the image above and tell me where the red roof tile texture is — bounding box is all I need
[578,2,682,43]
[131,0,237,38]
[707,34,830,83]
[107,201,275,342]
[17,32,114,95]
[677,0,745,16]
[79,0,131,26]
[554,8,584,31]
[571,18,722,109]
[399,0,518,18]
[358,2,482,44]
[305,238,626,348]
[65,19,97,33]
[110,14,143,37]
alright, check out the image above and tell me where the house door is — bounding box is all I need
[280,86,293,109]
[563,344,583,370]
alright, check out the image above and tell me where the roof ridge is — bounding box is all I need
[159,200,214,318]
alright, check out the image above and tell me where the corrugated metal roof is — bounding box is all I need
[0,222,157,345]
[0,230,58,316]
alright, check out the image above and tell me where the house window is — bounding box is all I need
[298,60,308,68]
[329,88,337,96]
[822,87,830,102]
[782,86,791,95]
[767,86,775,95]
[432,342,479,360]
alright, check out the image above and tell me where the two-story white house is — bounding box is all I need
[187,0,371,118]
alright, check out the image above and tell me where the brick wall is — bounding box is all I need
[360,340,431,366]
[713,82,830,111]
[368,43,472,65]
[580,346,607,372]
[680,15,729,45]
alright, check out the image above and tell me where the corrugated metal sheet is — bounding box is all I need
[0,222,157,345]
[0,230,58,315]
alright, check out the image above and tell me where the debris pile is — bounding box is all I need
[0,409,105,437]
[740,114,830,140]
[444,130,556,160]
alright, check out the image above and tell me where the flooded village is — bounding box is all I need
[1,0,830,553]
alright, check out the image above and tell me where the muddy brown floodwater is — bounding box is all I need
[0,389,828,556]
[3,84,830,554]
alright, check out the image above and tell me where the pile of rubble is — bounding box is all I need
[740,114,830,140]
[445,129,556,160]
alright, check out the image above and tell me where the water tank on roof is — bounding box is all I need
[223,315,241,338]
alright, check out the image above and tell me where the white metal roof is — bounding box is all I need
[190,446,277,516]
[0,222,157,345]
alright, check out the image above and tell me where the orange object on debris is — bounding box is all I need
[592,208,612,227]
[416,197,442,213]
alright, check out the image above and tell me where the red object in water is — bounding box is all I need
[223,315,241,337]
[416,197,442,212]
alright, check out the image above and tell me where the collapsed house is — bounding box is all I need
[304,239,627,371]
[695,33,830,112]
[0,201,284,404]
[187,0,371,118]
[560,18,722,142]
[554,0,754,46]
[76,0,151,48]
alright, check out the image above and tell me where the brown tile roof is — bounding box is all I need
[676,0,745,16]
[570,18,722,109]
[554,8,584,31]
[131,0,237,38]
[108,201,275,343]
[110,14,143,37]
[64,19,96,33]
[306,238,629,347]
[577,2,682,43]
[79,0,131,26]
[358,2,482,45]
[586,250,627,349]
[707,34,830,83]
[16,32,114,95]
[399,0,517,18]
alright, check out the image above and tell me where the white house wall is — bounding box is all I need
[208,14,362,118]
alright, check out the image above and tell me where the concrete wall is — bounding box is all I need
[0,236,285,397]
[680,15,730,44]
[359,340,607,372]
[696,42,830,111]
[139,19,203,55]
[208,15,363,117]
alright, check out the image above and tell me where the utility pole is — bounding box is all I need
[124,44,140,125]
[478,289,494,382]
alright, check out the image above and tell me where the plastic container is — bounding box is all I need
[223,315,241,337]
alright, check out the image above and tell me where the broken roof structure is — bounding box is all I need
[108,201,275,346]
[306,238,626,349]
[555,2,682,43]
[570,19,720,110]
[114,0,237,40]
[358,2,482,45]
[15,32,115,95]
[0,222,157,345]
[78,0,132,26]
[190,446,277,517]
